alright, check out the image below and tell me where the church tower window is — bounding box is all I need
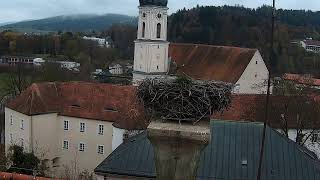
[157,23,161,38]
[142,22,146,38]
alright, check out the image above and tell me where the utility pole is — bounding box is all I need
[256,1,275,180]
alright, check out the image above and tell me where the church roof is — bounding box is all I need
[169,43,258,83]
[139,0,168,7]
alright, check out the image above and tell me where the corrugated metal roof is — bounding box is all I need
[95,120,320,179]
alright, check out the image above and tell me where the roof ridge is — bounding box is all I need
[171,42,258,51]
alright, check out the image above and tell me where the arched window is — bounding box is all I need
[157,23,161,38]
[142,22,146,38]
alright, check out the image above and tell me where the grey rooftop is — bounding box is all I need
[95,120,320,180]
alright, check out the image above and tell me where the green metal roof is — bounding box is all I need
[95,120,320,179]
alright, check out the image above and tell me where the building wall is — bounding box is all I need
[134,41,169,74]
[235,51,269,94]
[5,108,32,152]
[5,108,120,178]
[56,116,114,176]
[31,113,59,160]
[137,6,168,41]
[112,127,125,151]
[133,5,169,82]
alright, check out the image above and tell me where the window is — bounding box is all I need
[20,120,24,130]
[312,133,318,143]
[79,143,85,152]
[52,157,60,168]
[98,125,104,135]
[157,13,162,19]
[80,122,85,132]
[63,140,69,150]
[142,13,146,18]
[142,22,146,38]
[157,23,161,38]
[157,65,159,70]
[64,120,69,131]
[256,61,258,64]
[10,115,13,125]
[97,145,104,154]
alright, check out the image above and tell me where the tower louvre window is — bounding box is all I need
[142,22,146,38]
[157,23,161,38]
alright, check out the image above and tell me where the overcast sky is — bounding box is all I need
[0,0,319,23]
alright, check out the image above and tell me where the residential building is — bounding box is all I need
[0,56,34,66]
[33,58,80,71]
[5,82,146,177]
[95,120,320,180]
[301,39,320,53]
[109,63,124,75]
[83,36,113,48]
[132,0,269,94]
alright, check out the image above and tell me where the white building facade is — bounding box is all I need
[4,82,142,178]
[4,107,125,177]
[133,1,170,83]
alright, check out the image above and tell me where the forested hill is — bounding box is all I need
[0,14,137,32]
[168,5,320,75]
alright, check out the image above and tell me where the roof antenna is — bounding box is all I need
[256,0,275,180]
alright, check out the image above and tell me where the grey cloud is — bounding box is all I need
[0,0,319,23]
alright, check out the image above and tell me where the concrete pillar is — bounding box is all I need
[147,120,211,180]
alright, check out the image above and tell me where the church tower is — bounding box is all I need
[133,0,169,83]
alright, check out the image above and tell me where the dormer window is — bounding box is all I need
[104,107,118,112]
[70,104,80,108]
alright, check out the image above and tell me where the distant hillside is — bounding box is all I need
[0,14,137,32]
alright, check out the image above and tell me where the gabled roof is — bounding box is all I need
[169,43,258,83]
[95,120,320,180]
[7,82,147,130]
[6,83,60,115]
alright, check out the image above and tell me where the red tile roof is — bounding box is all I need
[283,73,320,86]
[7,82,147,130]
[8,83,320,130]
[0,172,62,180]
[303,40,320,46]
[169,43,258,83]
[213,94,320,129]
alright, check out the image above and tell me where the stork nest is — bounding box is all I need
[137,76,233,124]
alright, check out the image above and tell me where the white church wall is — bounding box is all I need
[235,51,270,94]
[133,41,169,74]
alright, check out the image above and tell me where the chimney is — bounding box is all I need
[147,120,210,180]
